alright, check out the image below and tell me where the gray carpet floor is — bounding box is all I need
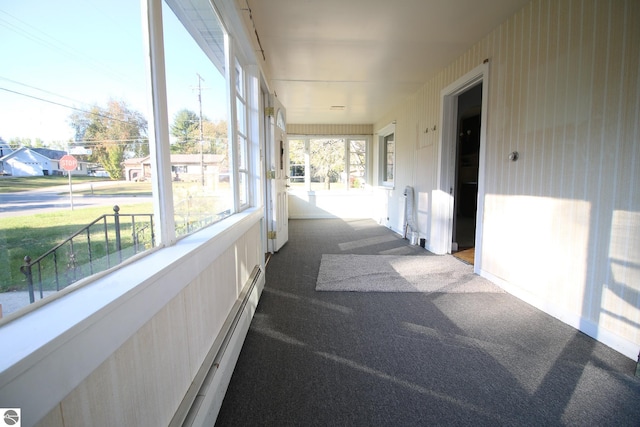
[316,254,504,293]
[215,219,640,426]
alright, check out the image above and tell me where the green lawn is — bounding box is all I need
[0,177,229,293]
[73,182,152,196]
[0,175,111,193]
[1,203,153,292]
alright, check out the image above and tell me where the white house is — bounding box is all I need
[0,147,55,176]
[0,147,89,177]
[123,154,226,182]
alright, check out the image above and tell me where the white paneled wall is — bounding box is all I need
[287,123,373,135]
[373,0,640,358]
[32,218,263,427]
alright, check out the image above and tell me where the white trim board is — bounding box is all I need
[481,269,640,361]
[432,62,489,274]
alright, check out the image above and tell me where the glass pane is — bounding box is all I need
[0,0,153,315]
[349,140,366,189]
[237,134,247,170]
[385,133,394,182]
[288,139,306,189]
[309,138,345,191]
[236,96,246,134]
[238,171,247,206]
[235,60,244,98]
[163,1,231,237]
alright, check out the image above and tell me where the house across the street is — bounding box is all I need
[0,146,90,177]
[123,153,226,182]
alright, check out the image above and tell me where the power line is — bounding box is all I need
[0,76,89,108]
[0,87,142,125]
[77,141,149,147]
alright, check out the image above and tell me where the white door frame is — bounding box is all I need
[265,94,289,252]
[435,62,489,273]
[260,85,270,257]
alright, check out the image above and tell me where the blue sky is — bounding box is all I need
[0,0,227,145]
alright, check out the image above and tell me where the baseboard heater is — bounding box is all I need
[170,265,263,427]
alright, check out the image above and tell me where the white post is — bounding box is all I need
[142,0,176,245]
[68,169,74,211]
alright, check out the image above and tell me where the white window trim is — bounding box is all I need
[235,58,250,209]
[229,43,254,212]
[2,0,257,322]
[287,135,371,193]
[377,122,396,188]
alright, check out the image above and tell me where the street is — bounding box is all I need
[0,181,152,218]
[0,181,153,316]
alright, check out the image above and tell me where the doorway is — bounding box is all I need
[452,84,482,264]
[265,94,289,253]
[434,62,488,272]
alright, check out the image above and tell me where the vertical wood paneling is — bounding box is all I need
[487,27,500,198]
[519,2,532,197]
[562,0,582,312]
[58,294,192,426]
[287,124,373,135]
[619,0,640,341]
[39,224,264,426]
[601,0,623,329]
[497,21,508,196]
[582,0,609,319]
[538,0,551,198]
[374,0,640,353]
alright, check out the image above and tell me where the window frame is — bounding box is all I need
[0,0,264,319]
[233,57,250,209]
[287,135,370,192]
[377,123,396,188]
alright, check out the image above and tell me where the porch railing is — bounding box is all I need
[20,205,154,304]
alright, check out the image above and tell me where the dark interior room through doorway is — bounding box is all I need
[452,83,482,263]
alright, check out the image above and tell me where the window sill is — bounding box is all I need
[288,189,374,195]
[0,208,264,417]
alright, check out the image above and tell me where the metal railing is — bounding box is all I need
[20,206,154,304]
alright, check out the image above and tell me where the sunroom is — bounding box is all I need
[0,0,639,426]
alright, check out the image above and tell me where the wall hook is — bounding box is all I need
[508,151,519,161]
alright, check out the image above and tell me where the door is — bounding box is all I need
[266,94,288,252]
[453,111,481,257]
[435,63,487,272]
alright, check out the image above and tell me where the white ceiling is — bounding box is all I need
[237,0,531,125]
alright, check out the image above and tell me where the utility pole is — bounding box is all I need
[196,73,205,186]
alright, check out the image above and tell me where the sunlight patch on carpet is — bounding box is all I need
[315,254,504,293]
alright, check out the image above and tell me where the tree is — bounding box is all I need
[310,138,345,189]
[9,137,32,148]
[202,119,228,155]
[48,140,72,151]
[68,99,148,180]
[170,109,199,153]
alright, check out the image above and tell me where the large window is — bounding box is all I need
[163,1,231,237]
[384,134,395,183]
[378,123,395,186]
[0,0,153,314]
[0,0,256,317]
[234,59,249,208]
[289,137,368,191]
